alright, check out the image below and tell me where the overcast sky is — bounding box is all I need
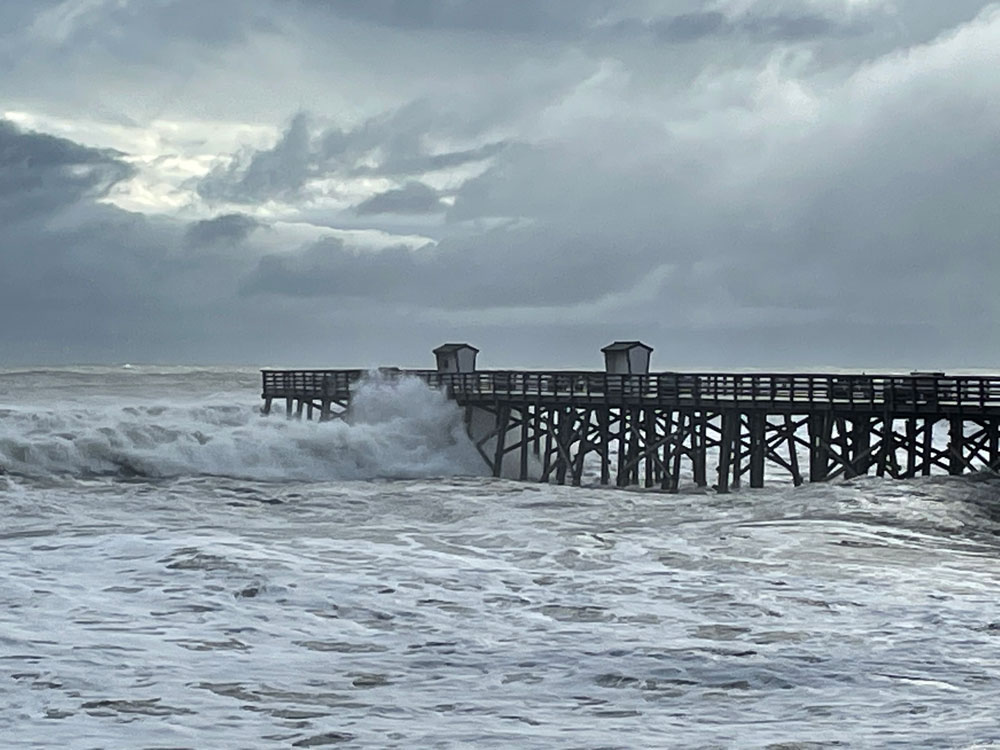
[2,0,998,369]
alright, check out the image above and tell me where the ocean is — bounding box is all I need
[1,366,999,749]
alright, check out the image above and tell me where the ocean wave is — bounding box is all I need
[0,376,485,481]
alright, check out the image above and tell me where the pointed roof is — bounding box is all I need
[601,340,653,353]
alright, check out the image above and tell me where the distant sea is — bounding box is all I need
[1,366,999,748]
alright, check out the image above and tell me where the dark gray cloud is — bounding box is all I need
[199,113,313,202]
[0,195,293,364]
[298,0,861,53]
[198,107,509,204]
[300,0,614,35]
[304,0,851,46]
[0,124,267,363]
[353,182,443,215]
[184,213,264,247]
[655,11,727,42]
[240,225,651,310]
[0,119,134,222]
[373,141,509,178]
[651,10,842,43]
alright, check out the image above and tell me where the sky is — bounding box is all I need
[2,0,999,369]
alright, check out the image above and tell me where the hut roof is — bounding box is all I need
[601,340,653,353]
[433,343,479,354]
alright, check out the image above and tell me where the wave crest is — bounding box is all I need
[0,376,485,481]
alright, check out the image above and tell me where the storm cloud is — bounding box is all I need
[1,0,999,368]
[184,213,264,247]
[303,0,614,35]
[197,107,510,204]
[353,182,443,215]
[0,120,133,221]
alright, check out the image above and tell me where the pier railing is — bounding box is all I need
[262,369,365,398]
[261,369,1000,411]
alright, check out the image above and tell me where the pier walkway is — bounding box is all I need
[261,368,1000,492]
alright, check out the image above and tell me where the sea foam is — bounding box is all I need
[0,375,485,481]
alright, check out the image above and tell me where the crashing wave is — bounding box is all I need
[0,376,485,481]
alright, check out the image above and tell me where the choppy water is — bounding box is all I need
[1,367,1000,748]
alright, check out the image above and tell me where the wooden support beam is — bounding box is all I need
[571,409,592,486]
[519,406,530,481]
[785,415,803,486]
[533,404,542,456]
[756,418,801,485]
[628,408,642,486]
[808,413,828,482]
[541,408,554,483]
[473,440,493,470]
[731,413,744,490]
[717,411,735,494]
[620,426,685,474]
[877,418,893,478]
[660,410,673,488]
[660,413,677,493]
[749,412,765,488]
[693,412,708,487]
[990,419,1000,471]
[922,419,934,476]
[474,409,503,452]
[616,408,628,487]
[599,409,610,485]
[812,425,871,481]
[555,408,570,485]
[655,412,669,486]
[668,413,687,493]
[492,406,509,478]
[851,417,871,478]
[827,437,883,482]
[904,418,917,478]
[645,409,655,488]
[948,417,964,476]
[960,424,990,469]
[947,442,981,475]
[541,409,578,485]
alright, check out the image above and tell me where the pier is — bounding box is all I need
[261,343,1000,492]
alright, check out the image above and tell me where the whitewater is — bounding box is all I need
[1,366,999,748]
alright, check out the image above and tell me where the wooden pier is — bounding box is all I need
[260,367,1000,492]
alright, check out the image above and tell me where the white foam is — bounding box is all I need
[0,375,485,481]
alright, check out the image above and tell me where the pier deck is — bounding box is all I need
[262,369,1000,491]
